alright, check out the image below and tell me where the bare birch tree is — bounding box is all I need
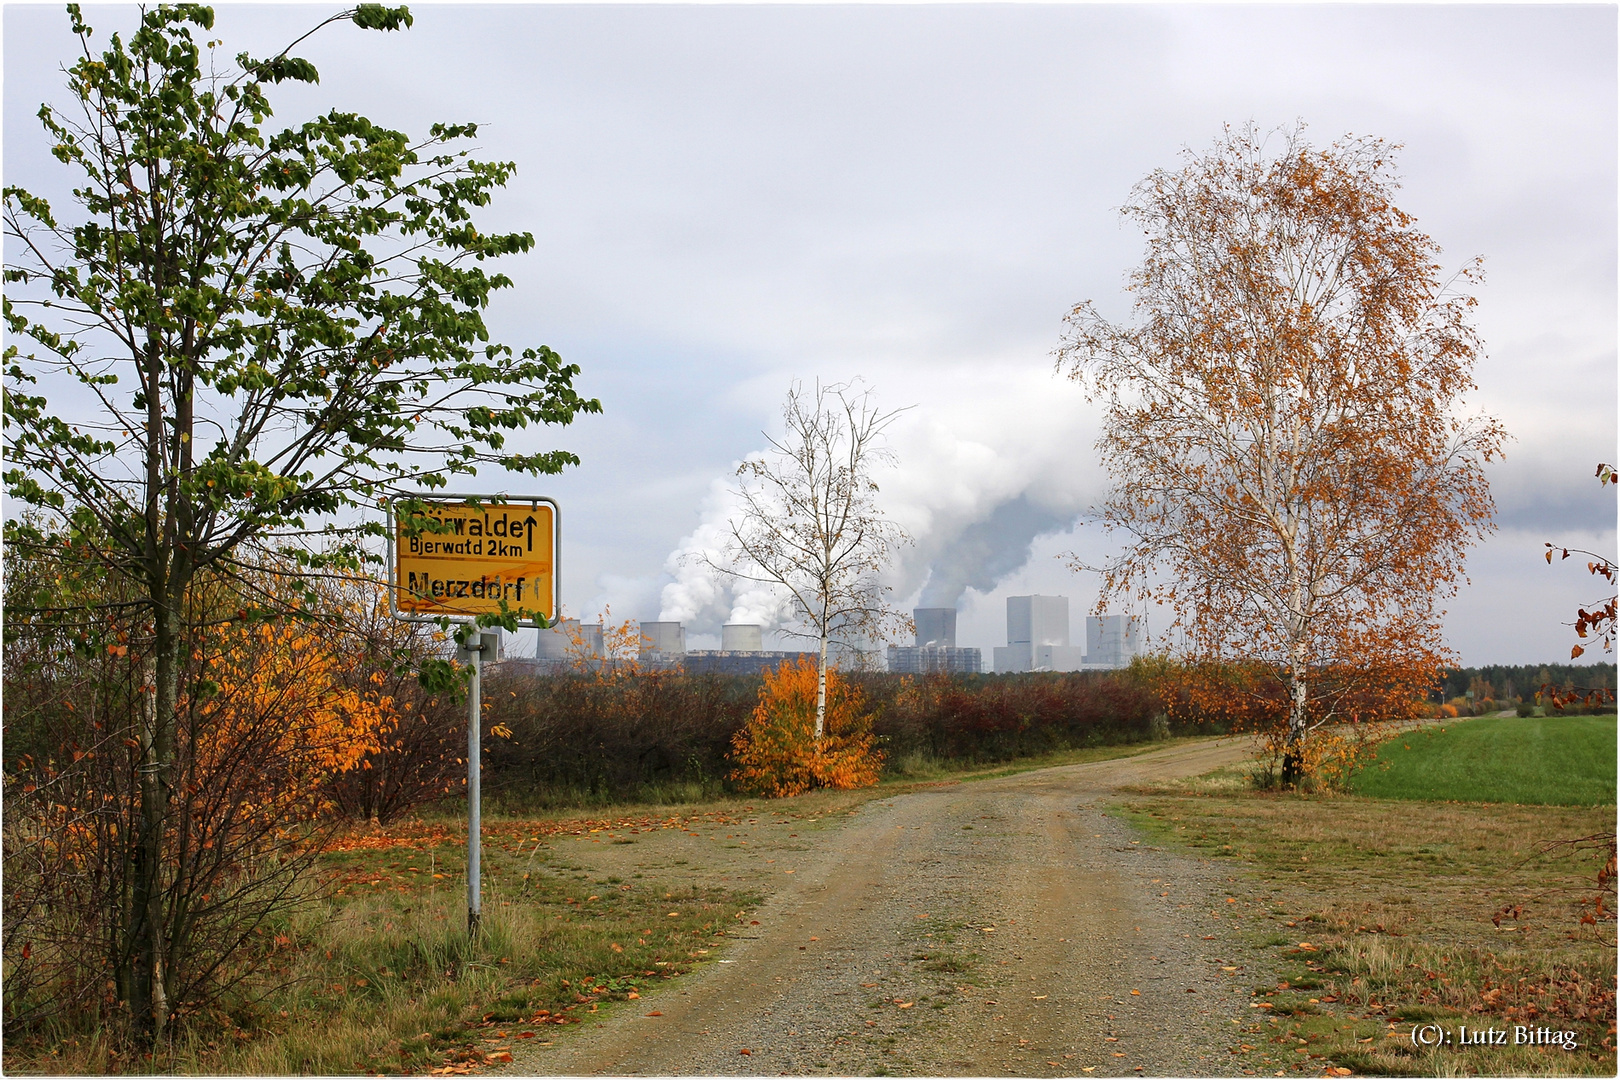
[716,381,909,741]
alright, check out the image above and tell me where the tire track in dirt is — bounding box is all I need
[517,737,1257,1076]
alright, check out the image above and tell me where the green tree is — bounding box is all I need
[3,3,598,1042]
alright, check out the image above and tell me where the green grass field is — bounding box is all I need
[1350,715,1616,805]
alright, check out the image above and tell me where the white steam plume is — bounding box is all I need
[658,365,1107,639]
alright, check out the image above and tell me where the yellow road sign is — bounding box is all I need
[390,497,557,623]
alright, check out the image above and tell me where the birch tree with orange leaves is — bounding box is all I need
[1057,124,1505,786]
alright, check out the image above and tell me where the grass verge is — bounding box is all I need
[1348,715,1616,806]
[3,811,763,1076]
[7,737,1180,1074]
[1118,779,1616,1076]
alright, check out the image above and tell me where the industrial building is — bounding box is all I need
[679,622,812,674]
[1085,613,1143,669]
[993,596,1141,672]
[886,607,983,674]
[682,649,814,675]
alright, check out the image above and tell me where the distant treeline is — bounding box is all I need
[1435,663,1616,703]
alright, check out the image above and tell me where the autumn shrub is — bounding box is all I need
[3,612,388,1040]
[729,659,883,797]
[1250,721,1387,793]
[320,578,465,825]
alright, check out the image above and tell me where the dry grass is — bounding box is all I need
[2,810,764,1076]
[1120,783,1617,1076]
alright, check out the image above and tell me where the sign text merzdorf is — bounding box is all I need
[392,499,556,622]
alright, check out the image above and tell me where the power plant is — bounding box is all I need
[522,600,1138,675]
[886,607,983,674]
[992,595,1141,672]
[534,618,602,662]
[1085,612,1143,669]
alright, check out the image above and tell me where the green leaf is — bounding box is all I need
[353,5,414,31]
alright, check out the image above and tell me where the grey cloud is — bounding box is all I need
[918,496,1077,609]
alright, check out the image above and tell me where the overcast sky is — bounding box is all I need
[5,3,1616,665]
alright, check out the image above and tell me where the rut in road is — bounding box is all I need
[519,738,1259,1076]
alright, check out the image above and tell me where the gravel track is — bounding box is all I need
[514,738,1262,1077]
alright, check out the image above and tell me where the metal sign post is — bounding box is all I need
[388,494,559,940]
[456,630,499,937]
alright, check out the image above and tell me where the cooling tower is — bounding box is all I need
[913,607,957,648]
[535,618,573,659]
[639,621,686,656]
[578,623,604,657]
[721,623,764,652]
[535,619,601,660]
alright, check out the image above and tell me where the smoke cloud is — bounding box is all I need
[916,494,1074,608]
[658,367,1105,639]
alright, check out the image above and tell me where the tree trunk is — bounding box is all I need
[1281,642,1309,788]
[130,323,183,1045]
[132,599,177,1044]
[1280,518,1309,788]
[814,627,829,744]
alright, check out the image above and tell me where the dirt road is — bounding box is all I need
[515,738,1261,1076]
